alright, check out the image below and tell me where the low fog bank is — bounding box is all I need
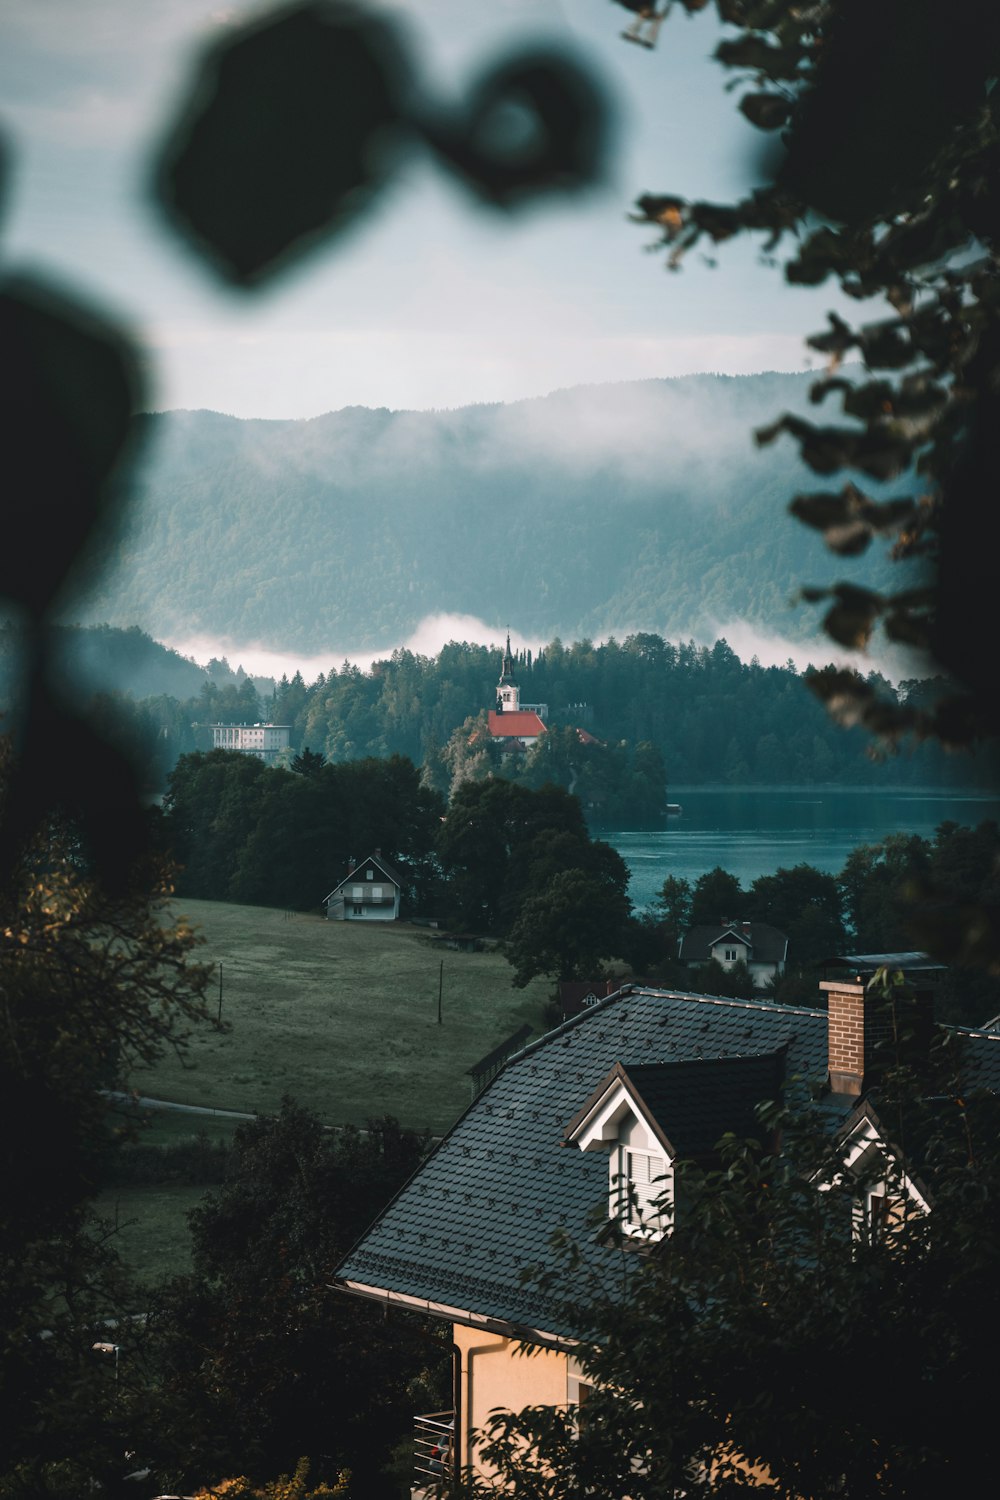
[164,610,922,689]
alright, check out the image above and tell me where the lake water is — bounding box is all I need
[604,788,1000,910]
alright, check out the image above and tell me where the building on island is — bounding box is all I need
[487,633,547,748]
[210,722,290,763]
[323,850,403,922]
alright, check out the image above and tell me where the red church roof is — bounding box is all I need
[488,710,547,739]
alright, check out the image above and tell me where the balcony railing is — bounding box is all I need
[412,1409,454,1497]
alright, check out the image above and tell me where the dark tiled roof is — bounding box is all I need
[335,987,1000,1337]
[953,1025,1000,1092]
[334,987,830,1336]
[679,923,788,965]
[622,1050,788,1159]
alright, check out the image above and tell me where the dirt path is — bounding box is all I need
[104,1090,256,1120]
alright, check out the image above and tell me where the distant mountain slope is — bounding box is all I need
[78,372,915,651]
[0,624,208,703]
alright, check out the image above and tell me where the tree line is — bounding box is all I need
[160,748,1000,1027]
[6,626,992,808]
[634,818,1000,1028]
[207,635,1000,792]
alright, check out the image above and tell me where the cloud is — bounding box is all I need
[164,608,927,690]
[163,612,543,684]
[702,616,930,686]
[146,312,818,420]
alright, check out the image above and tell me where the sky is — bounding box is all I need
[3,0,887,679]
[0,0,851,420]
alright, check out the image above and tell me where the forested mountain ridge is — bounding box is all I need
[4,624,982,797]
[76,371,915,651]
[0,624,273,705]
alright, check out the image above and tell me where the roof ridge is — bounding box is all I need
[952,1024,1000,1041]
[493,985,825,1081]
[628,987,826,1019]
[623,1043,792,1074]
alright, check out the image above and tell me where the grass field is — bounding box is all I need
[93,1185,207,1285]
[119,1109,245,1148]
[130,902,553,1134]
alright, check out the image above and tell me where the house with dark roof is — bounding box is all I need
[679,919,788,989]
[332,975,1000,1488]
[323,850,404,922]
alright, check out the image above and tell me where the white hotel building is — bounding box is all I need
[209,723,291,763]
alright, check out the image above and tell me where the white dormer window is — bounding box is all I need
[615,1147,671,1237]
[367,868,374,880]
[821,1111,931,1247]
[565,1064,676,1243]
[857,1180,889,1244]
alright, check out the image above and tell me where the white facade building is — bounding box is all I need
[210,723,291,763]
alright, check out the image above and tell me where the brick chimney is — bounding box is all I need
[821,979,895,1096]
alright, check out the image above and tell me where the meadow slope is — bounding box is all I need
[131,900,552,1134]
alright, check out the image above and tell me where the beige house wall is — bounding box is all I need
[453,1324,570,1477]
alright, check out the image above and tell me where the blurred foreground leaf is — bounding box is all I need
[154,0,406,286]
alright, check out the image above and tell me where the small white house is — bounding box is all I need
[323,850,403,922]
[679,921,788,990]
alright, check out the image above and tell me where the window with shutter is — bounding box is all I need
[618,1147,670,1237]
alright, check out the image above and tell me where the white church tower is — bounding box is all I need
[495,631,520,714]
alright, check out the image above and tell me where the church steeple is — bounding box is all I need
[500,631,517,684]
[496,630,520,713]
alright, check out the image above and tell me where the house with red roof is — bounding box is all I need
[488,633,547,748]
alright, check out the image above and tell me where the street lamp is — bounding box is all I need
[92,1340,120,1384]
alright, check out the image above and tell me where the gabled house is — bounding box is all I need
[333,979,1000,1490]
[679,920,788,989]
[323,850,403,922]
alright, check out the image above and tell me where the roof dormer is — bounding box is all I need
[564,1050,788,1241]
[829,1098,933,1245]
[564,1062,675,1240]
